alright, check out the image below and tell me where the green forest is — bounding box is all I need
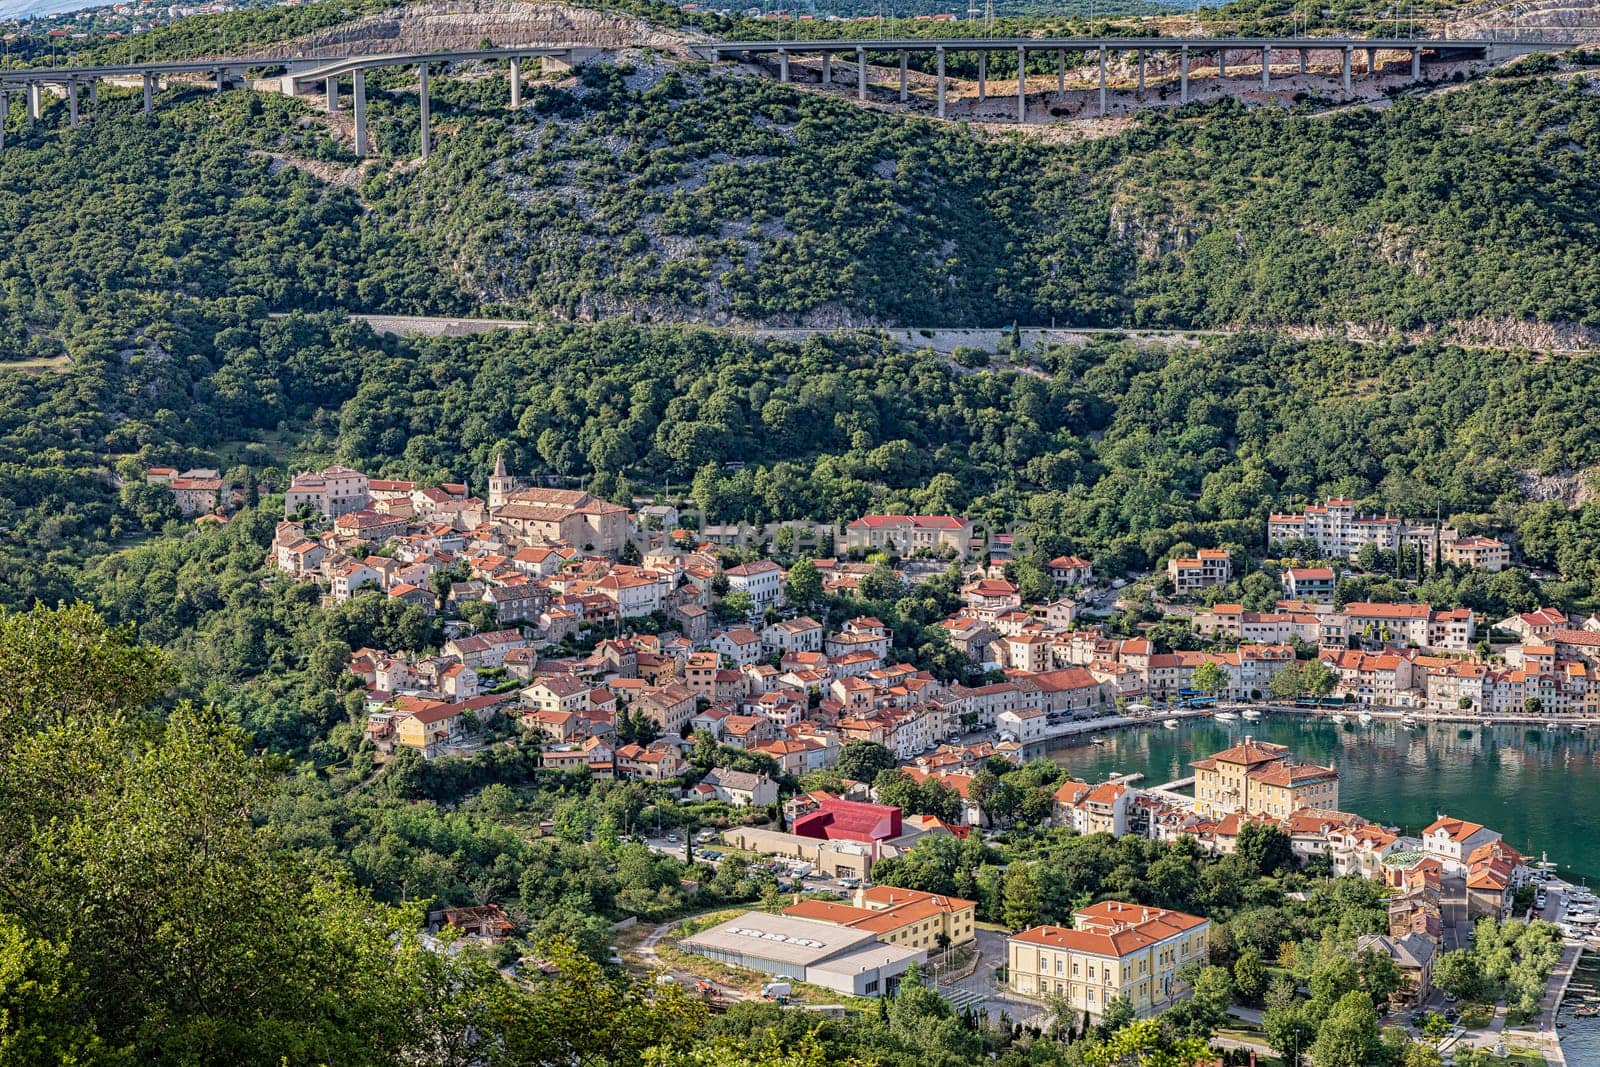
[381,57,1600,330]
[6,46,1600,333]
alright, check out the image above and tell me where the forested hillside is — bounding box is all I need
[6,51,1600,334]
[396,57,1600,330]
[2,54,1600,605]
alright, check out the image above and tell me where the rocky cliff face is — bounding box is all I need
[270,1,695,60]
[1447,0,1600,41]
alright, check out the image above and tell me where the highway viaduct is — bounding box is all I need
[698,35,1561,120]
[0,34,1567,152]
[0,45,599,155]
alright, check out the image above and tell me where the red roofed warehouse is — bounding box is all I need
[792,794,902,844]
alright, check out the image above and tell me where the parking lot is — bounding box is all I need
[639,833,862,894]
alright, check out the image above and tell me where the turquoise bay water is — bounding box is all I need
[1042,715,1600,883]
[1045,714,1600,1061]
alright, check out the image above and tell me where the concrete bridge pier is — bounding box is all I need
[1367,46,1377,77]
[1341,46,1353,92]
[1180,46,1190,104]
[856,47,866,100]
[352,69,368,158]
[822,52,831,85]
[87,80,96,111]
[509,57,521,108]
[898,51,907,101]
[214,69,225,93]
[1411,48,1422,81]
[936,47,946,119]
[1056,48,1065,101]
[0,92,7,149]
[1299,48,1308,75]
[418,63,430,160]
[977,50,986,102]
[1017,46,1026,122]
[1098,46,1107,116]
[1218,48,1227,80]
[326,76,339,112]
[1261,45,1271,88]
[1137,50,1146,93]
[779,49,789,83]
[27,82,40,126]
[143,73,154,114]
[67,81,78,127]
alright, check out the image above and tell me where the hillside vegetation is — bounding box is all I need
[369,56,1600,331]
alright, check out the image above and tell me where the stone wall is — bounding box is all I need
[262,0,696,60]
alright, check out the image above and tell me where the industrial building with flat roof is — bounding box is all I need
[781,886,977,952]
[680,911,925,997]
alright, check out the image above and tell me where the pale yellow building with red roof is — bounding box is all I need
[782,886,977,952]
[1192,737,1339,819]
[1008,900,1210,1018]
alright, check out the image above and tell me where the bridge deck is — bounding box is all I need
[0,44,594,87]
[0,34,1559,86]
[706,35,1501,54]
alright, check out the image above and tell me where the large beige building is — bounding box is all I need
[285,464,370,518]
[1166,548,1232,594]
[1442,535,1511,572]
[1191,738,1339,819]
[1008,901,1210,1019]
[492,486,630,555]
[845,514,974,558]
[1267,497,1451,561]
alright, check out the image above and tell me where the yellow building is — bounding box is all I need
[392,702,463,758]
[1008,901,1210,1019]
[1191,737,1339,819]
[781,886,976,952]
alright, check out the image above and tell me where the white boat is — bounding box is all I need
[1163,719,1180,730]
[1090,737,1107,746]
[1573,723,1589,731]
[1332,713,1349,725]
[1359,711,1374,725]
[1242,710,1262,722]
[1547,721,1560,730]
[1215,712,1239,722]
[1401,715,1418,728]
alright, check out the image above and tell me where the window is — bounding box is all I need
[865,979,879,994]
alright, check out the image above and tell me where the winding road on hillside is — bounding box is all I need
[330,313,1600,358]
